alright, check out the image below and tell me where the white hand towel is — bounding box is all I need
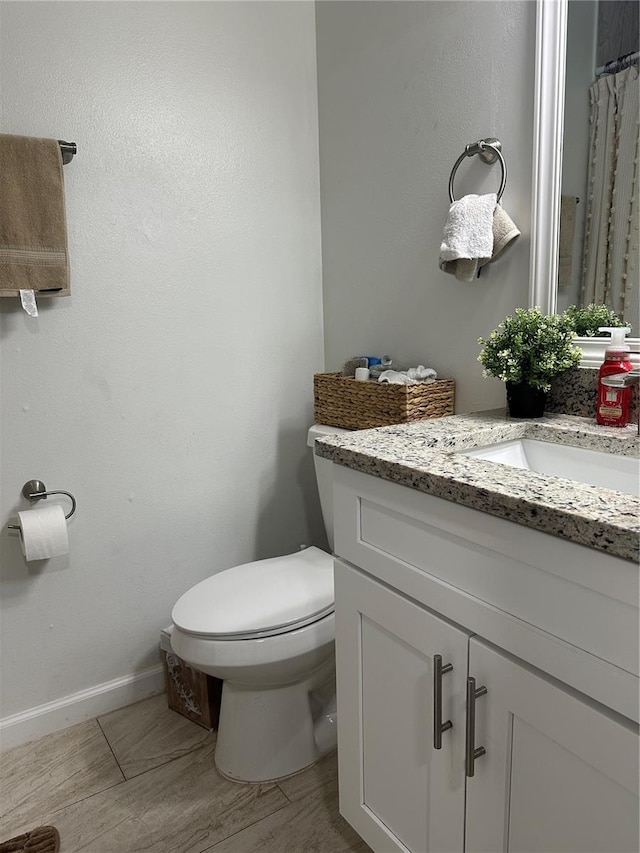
[439,192,496,269]
[378,366,438,385]
[440,200,519,281]
[406,365,437,381]
[378,370,417,385]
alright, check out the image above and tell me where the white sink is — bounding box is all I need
[463,438,639,496]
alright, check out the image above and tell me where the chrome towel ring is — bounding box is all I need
[448,137,507,204]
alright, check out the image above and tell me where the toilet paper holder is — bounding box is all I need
[6,480,77,530]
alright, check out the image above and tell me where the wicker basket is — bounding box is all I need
[314,372,455,430]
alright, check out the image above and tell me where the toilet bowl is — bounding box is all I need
[170,424,347,783]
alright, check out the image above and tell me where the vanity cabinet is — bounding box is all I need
[332,465,639,853]
[466,638,638,853]
[336,561,469,853]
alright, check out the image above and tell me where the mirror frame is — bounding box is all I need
[530,0,566,317]
[530,0,639,367]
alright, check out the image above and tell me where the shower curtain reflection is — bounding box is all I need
[580,64,639,329]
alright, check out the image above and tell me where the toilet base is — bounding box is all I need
[213,657,337,783]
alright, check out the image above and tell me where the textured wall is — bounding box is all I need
[0,1,324,720]
[316,0,536,413]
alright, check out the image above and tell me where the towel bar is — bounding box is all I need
[58,140,76,165]
[448,137,507,204]
[6,480,77,529]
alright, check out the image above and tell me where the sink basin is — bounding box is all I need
[462,438,639,496]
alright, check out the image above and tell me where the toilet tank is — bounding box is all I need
[307,424,349,551]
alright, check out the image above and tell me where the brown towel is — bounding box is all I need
[558,195,577,288]
[0,134,70,296]
[486,205,521,263]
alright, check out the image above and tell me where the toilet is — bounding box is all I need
[170,424,347,783]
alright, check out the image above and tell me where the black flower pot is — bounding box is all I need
[506,381,547,418]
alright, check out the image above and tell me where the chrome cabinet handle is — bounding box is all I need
[465,676,488,777]
[433,654,453,749]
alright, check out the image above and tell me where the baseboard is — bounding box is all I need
[0,665,166,751]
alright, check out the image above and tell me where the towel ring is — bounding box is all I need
[448,138,507,204]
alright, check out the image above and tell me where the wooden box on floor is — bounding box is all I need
[161,649,222,730]
[314,372,455,430]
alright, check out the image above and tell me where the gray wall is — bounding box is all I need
[316,0,536,413]
[596,0,639,66]
[0,1,324,722]
[1,0,543,732]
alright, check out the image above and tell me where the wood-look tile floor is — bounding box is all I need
[0,694,371,853]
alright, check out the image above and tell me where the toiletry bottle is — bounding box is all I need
[596,327,633,427]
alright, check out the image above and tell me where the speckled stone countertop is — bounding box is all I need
[315,411,640,563]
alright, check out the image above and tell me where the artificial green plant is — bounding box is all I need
[562,304,628,337]
[478,307,581,393]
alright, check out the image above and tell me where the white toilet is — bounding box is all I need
[170,424,346,783]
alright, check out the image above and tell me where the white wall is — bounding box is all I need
[0,1,325,731]
[316,0,536,413]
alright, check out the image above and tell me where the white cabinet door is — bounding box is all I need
[335,560,470,853]
[466,637,639,853]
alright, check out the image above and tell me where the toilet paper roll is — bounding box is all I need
[17,504,69,561]
[355,367,370,381]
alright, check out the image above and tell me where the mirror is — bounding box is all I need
[530,0,639,364]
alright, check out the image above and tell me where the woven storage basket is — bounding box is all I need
[314,372,455,430]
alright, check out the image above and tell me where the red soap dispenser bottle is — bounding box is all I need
[596,327,633,427]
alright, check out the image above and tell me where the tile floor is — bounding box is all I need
[0,694,371,853]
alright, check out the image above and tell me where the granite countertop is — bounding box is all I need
[315,411,640,563]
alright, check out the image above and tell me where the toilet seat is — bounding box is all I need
[171,546,334,641]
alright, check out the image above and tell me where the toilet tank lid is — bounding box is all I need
[307,424,349,448]
[171,547,334,637]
